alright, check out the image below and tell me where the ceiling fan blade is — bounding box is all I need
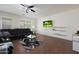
[28,6,34,8]
[30,9,35,12]
[20,4,25,7]
[20,4,28,7]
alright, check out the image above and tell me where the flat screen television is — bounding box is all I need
[43,20,53,28]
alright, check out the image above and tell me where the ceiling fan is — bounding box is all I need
[20,4,35,13]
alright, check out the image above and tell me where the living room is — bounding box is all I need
[0,4,79,54]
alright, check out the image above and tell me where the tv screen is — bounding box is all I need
[43,20,53,28]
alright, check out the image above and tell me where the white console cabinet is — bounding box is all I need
[73,34,79,52]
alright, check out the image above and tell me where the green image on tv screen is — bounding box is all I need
[43,20,53,28]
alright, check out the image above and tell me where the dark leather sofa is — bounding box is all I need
[0,28,33,39]
[0,28,40,53]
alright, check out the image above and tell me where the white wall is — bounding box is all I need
[36,8,79,41]
[0,17,2,29]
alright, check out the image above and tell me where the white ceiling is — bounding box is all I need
[0,4,79,19]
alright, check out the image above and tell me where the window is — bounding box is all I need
[2,17,12,29]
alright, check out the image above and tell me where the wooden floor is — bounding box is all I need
[12,34,79,54]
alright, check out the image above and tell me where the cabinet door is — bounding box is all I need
[73,41,79,52]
